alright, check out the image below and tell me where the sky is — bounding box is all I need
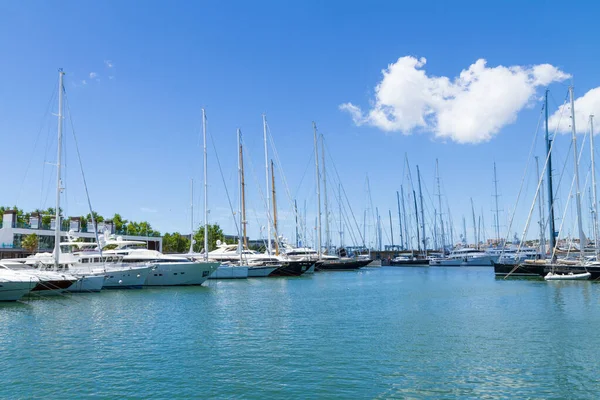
[2,0,600,250]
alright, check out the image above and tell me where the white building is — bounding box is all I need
[0,210,162,258]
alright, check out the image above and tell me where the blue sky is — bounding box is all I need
[2,1,600,249]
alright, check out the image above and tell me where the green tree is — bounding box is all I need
[193,224,225,252]
[85,211,104,223]
[0,206,26,225]
[112,213,127,232]
[162,232,191,253]
[41,207,63,226]
[124,220,159,237]
[21,233,39,252]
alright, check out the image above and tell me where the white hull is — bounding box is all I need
[0,280,32,301]
[145,262,219,286]
[430,259,462,266]
[102,265,153,289]
[66,275,106,293]
[208,265,249,279]
[247,265,277,277]
[545,272,591,281]
[430,255,495,267]
[464,256,495,266]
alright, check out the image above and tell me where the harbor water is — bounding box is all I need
[1,266,600,399]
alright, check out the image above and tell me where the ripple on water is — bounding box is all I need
[1,267,600,399]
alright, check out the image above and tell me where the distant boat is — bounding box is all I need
[280,243,368,271]
[429,248,496,266]
[389,254,429,266]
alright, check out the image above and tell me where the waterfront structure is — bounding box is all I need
[0,210,162,259]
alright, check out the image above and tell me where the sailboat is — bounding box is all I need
[543,90,595,281]
[308,124,369,271]
[494,89,559,277]
[2,70,86,294]
[156,108,223,282]
[260,116,313,276]
[497,87,594,280]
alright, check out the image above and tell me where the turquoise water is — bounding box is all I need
[1,267,600,399]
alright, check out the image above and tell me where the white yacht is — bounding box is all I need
[1,260,77,296]
[103,237,219,286]
[429,248,497,266]
[19,242,150,290]
[206,242,277,278]
[0,264,38,301]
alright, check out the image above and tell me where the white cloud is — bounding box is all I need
[104,60,114,68]
[108,75,114,80]
[89,72,98,79]
[548,87,600,134]
[81,80,87,85]
[140,207,157,213]
[340,56,570,144]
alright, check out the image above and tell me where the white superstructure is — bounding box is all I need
[429,248,497,266]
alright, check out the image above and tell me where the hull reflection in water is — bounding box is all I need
[208,265,248,280]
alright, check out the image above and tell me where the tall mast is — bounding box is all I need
[303,200,307,247]
[240,133,248,249]
[478,216,481,248]
[321,134,330,254]
[202,108,208,261]
[590,115,599,258]
[294,199,299,248]
[376,207,381,251]
[189,178,194,253]
[271,160,279,255]
[447,205,454,248]
[436,159,445,251]
[493,162,501,244]
[362,209,367,249]
[416,166,426,254]
[237,129,243,265]
[313,122,322,258]
[339,184,343,248]
[389,209,394,248]
[413,190,420,252]
[569,86,586,258]
[401,186,409,250]
[481,208,486,246]
[396,191,403,249]
[263,114,272,255]
[535,157,546,258]
[433,208,438,250]
[471,198,477,248]
[54,69,65,270]
[462,216,467,246]
[545,89,557,257]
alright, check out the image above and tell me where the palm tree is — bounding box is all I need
[21,233,38,253]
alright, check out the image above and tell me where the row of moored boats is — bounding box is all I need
[0,236,372,302]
